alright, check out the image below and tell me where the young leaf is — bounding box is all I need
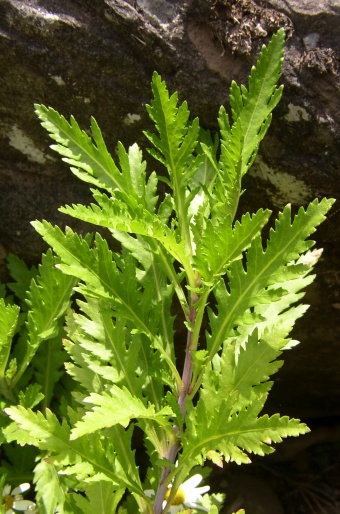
[215,29,285,219]
[193,209,271,282]
[144,72,202,261]
[232,29,285,173]
[18,383,44,409]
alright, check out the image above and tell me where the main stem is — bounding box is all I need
[153,289,200,514]
[178,290,199,417]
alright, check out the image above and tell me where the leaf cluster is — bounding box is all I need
[0,29,335,514]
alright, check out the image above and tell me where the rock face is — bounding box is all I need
[0,0,339,418]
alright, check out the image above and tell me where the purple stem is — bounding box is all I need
[178,291,199,417]
[153,290,199,514]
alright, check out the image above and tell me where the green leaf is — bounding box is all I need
[206,198,335,361]
[194,208,271,281]
[35,105,125,193]
[11,250,76,388]
[32,337,66,410]
[64,299,171,461]
[235,30,285,172]
[70,386,173,439]
[34,458,67,514]
[144,72,202,265]
[116,142,159,212]
[207,330,283,412]
[59,190,191,270]
[200,492,226,513]
[6,254,38,306]
[0,444,38,483]
[227,268,315,352]
[67,482,125,514]
[18,383,44,409]
[215,29,285,219]
[145,72,200,179]
[26,250,77,342]
[4,406,146,497]
[0,299,20,378]
[183,394,309,468]
[31,222,180,387]
[64,300,141,393]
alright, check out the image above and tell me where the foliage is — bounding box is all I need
[0,29,335,514]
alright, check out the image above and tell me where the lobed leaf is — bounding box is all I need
[183,395,309,468]
[4,406,146,498]
[194,209,271,281]
[215,29,285,219]
[0,299,20,378]
[35,105,123,193]
[71,386,173,439]
[206,199,335,361]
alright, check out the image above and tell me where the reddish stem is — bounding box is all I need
[153,290,199,514]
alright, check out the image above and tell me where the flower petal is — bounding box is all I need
[3,485,12,497]
[193,485,210,495]
[12,500,36,511]
[184,501,209,512]
[182,474,203,490]
[168,506,183,513]
[11,484,30,496]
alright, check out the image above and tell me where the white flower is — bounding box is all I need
[164,474,210,512]
[146,473,210,513]
[2,483,37,514]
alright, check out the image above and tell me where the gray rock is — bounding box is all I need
[0,0,339,418]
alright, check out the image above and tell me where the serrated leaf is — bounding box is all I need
[31,222,180,387]
[209,330,283,411]
[6,254,38,306]
[71,386,173,439]
[68,481,124,514]
[183,395,309,468]
[145,72,200,179]
[4,406,146,497]
[116,142,159,213]
[206,199,335,361]
[11,250,76,388]
[236,30,285,172]
[144,72,202,262]
[215,29,285,219]
[0,299,20,378]
[35,105,128,194]
[58,190,189,268]
[18,383,44,409]
[194,209,271,281]
[26,251,78,345]
[4,406,72,452]
[34,458,67,514]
